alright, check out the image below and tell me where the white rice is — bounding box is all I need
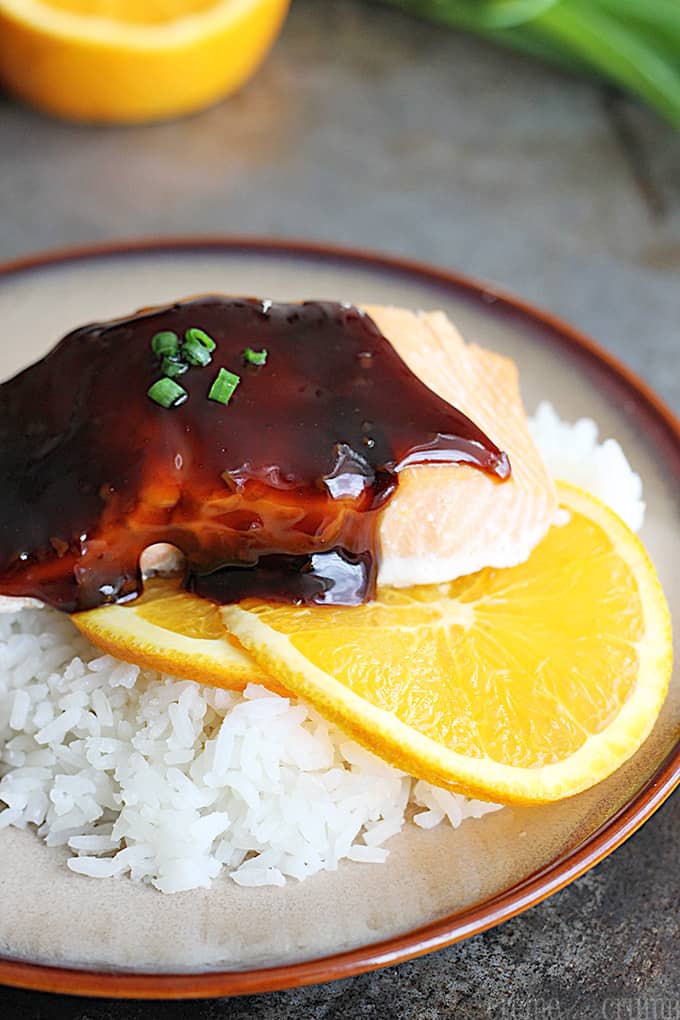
[530,401,645,532]
[0,404,644,893]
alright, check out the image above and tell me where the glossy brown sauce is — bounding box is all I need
[0,298,510,612]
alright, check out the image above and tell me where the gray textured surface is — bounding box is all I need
[0,0,678,1015]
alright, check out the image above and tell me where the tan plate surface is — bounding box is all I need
[0,239,678,998]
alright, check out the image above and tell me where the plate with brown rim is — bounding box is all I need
[0,238,678,1000]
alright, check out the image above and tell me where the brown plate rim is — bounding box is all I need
[0,236,678,1000]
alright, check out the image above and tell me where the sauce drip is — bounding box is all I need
[0,298,510,612]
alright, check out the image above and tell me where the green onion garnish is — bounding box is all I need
[161,356,188,379]
[182,336,211,369]
[151,331,180,359]
[185,327,217,352]
[182,336,213,367]
[147,377,188,409]
[208,368,240,405]
[243,347,268,366]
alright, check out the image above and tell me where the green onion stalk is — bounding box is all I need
[373,0,680,129]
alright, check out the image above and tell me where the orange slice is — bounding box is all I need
[75,578,275,690]
[221,483,672,804]
[0,0,290,123]
[73,483,672,805]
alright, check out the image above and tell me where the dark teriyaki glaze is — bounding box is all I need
[0,298,510,612]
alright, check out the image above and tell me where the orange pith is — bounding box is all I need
[136,581,226,640]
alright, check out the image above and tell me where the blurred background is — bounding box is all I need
[0,0,679,1016]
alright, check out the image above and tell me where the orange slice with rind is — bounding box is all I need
[221,483,672,804]
[74,483,672,805]
[75,578,276,690]
[0,0,290,123]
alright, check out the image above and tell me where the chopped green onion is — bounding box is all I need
[208,367,240,405]
[147,377,188,409]
[161,356,188,379]
[185,327,217,352]
[151,331,180,359]
[182,336,213,367]
[243,347,268,366]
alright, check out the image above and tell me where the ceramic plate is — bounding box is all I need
[0,240,678,999]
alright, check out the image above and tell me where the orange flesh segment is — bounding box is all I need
[74,579,278,692]
[39,0,216,22]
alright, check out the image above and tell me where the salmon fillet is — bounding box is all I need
[0,306,556,612]
[366,306,557,587]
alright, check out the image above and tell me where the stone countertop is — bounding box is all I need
[0,1,678,1017]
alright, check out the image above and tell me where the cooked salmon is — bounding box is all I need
[135,306,558,590]
[366,306,557,586]
[0,305,556,612]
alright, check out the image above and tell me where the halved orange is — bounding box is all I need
[74,483,672,804]
[0,0,290,123]
[221,484,672,804]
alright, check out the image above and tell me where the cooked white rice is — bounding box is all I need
[530,401,645,531]
[0,404,644,893]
